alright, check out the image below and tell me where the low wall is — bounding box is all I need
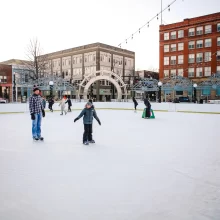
[1,102,220,114]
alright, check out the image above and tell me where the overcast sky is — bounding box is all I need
[0,0,219,70]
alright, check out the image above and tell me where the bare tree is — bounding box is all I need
[24,38,48,79]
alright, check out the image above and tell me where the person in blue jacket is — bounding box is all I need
[74,102,101,145]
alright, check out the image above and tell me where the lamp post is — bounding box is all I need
[13,72,16,102]
[158,81,163,103]
[49,81,54,99]
[193,83,197,103]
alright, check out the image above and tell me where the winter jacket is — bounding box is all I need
[133,98,138,105]
[42,99,46,109]
[76,108,100,124]
[29,94,43,114]
[65,99,72,106]
[59,98,66,110]
[144,98,151,109]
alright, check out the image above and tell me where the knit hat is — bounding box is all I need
[33,86,39,92]
[86,102,92,106]
[89,99,93,103]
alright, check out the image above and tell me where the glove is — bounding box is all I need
[98,120,101,126]
[74,118,79,123]
[31,113,35,120]
[42,110,45,118]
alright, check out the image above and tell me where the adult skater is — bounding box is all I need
[59,96,67,115]
[65,97,72,112]
[48,98,54,112]
[144,97,151,118]
[42,96,46,109]
[74,102,101,145]
[133,97,138,111]
[29,86,45,141]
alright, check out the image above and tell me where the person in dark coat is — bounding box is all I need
[132,97,138,111]
[65,97,72,112]
[48,98,54,112]
[74,102,101,145]
[144,97,151,118]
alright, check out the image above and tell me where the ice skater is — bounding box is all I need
[29,86,45,141]
[42,96,46,109]
[59,96,67,115]
[74,102,101,145]
[132,97,138,112]
[48,98,54,112]
[65,97,72,112]
[144,97,151,118]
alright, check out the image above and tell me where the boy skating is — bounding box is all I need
[74,102,101,145]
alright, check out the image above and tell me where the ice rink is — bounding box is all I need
[0,109,220,220]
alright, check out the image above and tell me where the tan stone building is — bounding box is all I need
[41,42,135,101]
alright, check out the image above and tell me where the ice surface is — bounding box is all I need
[0,110,220,220]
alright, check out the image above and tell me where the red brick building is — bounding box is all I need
[159,12,220,82]
[0,64,12,101]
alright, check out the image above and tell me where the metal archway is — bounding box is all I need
[78,70,127,101]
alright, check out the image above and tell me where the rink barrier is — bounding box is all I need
[1,103,220,114]
[177,110,220,114]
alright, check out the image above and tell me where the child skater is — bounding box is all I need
[74,102,101,145]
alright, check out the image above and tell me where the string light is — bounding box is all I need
[118,0,179,48]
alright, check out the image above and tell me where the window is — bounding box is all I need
[171,31,176,39]
[178,55,184,64]
[204,52,211,62]
[205,39,212,47]
[0,76,7,83]
[164,33,169,40]
[93,55,96,61]
[171,56,176,65]
[178,69,183,76]
[85,56,87,63]
[178,30,184,38]
[217,51,220,61]
[217,37,220,46]
[170,69,176,77]
[189,28,195,36]
[205,25,212,34]
[204,67,211,76]
[73,58,75,64]
[188,41,195,49]
[196,53,203,63]
[196,40,203,48]
[196,67,203,77]
[171,44,176,52]
[188,54,195,63]
[188,68,194,77]
[176,91,183,95]
[196,26,203,35]
[178,43,184,51]
[164,57,169,65]
[164,45,169,52]
[217,23,220,32]
[217,66,220,74]
[164,70,169,77]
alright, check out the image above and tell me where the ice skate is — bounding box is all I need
[89,140,95,144]
[33,137,39,141]
[83,141,89,145]
[38,137,44,141]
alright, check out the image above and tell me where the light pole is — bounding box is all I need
[13,72,16,102]
[193,83,197,103]
[49,81,54,99]
[158,81,163,103]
